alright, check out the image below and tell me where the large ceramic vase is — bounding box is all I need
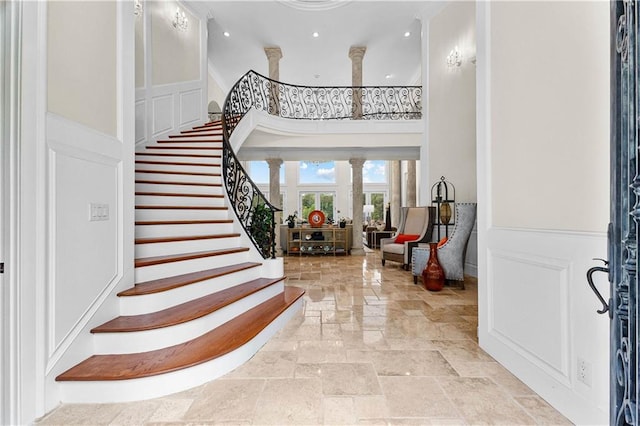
[422,243,445,292]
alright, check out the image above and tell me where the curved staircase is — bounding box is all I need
[56,121,304,403]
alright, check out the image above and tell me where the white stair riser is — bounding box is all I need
[135,183,223,195]
[135,162,221,174]
[135,250,249,283]
[135,208,229,222]
[97,282,283,353]
[143,148,223,156]
[153,143,222,149]
[135,195,225,207]
[135,172,221,184]
[135,155,221,165]
[123,266,262,315]
[135,236,241,258]
[58,298,303,403]
[135,222,234,238]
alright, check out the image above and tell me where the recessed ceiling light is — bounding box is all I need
[404,31,411,37]
[223,31,230,37]
[385,74,392,79]
[314,74,320,79]
[312,32,319,38]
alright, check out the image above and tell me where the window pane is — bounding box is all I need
[371,193,384,221]
[299,161,336,183]
[248,161,285,184]
[248,161,269,183]
[300,193,315,221]
[363,160,387,183]
[319,193,334,222]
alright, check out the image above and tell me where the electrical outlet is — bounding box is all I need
[89,203,109,221]
[577,357,592,386]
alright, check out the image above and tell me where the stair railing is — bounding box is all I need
[221,70,422,259]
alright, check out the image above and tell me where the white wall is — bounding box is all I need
[208,69,227,110]
[47,1,117,137]
[477,1,610,424]
[15,1,135,422]
[135,1,207,149]
[428,1,477,203]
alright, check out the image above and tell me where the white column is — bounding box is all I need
[264,47,282,115]
[266,158,283,253]
[406,160,417,207]
[348,46,366,119]
[390,160,401,228]
[349,158,366,255]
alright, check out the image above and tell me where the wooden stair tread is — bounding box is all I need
[135,247,249,268]
[181,128,222,134]
[120,262,261,295]
[146,146,222,150]
[135,192,223,198]
[193,122,221,130]
[169,133,222,138]
[135,180,222,187]
[135,153,221,158]
[157,139,222,143]
[135,160,220,167]
[56,287,305,381]
[135,233,240,245]
[135,219,233,226]
[93,277,284,333]
[135,205,228,210]
[134,169,221,177]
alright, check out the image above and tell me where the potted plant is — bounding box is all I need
[249,202,274,258]
[339,217,348,228]
[285,211,297,228]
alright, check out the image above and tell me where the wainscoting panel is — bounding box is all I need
[489,249,570,383]
[135,99,146,144]
[46,113,123,362]
[180,88,202,127]
[152,94,174,136]
[479,226,609,424]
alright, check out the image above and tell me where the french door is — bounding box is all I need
[608,1,640,423]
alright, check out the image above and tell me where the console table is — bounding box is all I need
[367,230,394,249]
[287,226,351,256]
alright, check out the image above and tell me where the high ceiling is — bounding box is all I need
[192,0,445,90]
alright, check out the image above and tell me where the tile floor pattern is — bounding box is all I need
[37,252,572,425]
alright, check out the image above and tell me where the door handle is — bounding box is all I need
[586,258,611,318]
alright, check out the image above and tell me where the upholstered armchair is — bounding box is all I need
[411,203,477,288]
[380,206,436,270]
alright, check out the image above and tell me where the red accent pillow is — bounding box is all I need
[394,234,420,244]
[437,237,448,247]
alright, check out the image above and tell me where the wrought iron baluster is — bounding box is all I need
[220,70,422,259]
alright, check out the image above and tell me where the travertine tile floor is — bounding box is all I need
[37,252,572,425]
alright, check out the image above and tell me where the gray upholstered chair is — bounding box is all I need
[381,206,436,270]
[412,203,477,288]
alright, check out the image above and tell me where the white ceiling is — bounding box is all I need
[193,0,445,90]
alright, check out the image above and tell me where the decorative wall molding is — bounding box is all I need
[479,225,609,423]
[179,88,202,126]
[487,247,571,385]
[135,99,146,144]
[45,112,124,372]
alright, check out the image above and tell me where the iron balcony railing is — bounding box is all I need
[221,70,422,259]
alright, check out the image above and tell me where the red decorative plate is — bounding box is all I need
[308,210,325,228]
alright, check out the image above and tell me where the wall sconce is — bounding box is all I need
[134,0,143,17]
[446,47,462,67]
[173,7,189,31]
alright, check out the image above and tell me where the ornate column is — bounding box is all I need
[264,47,283,116]
[348,46,366,119]
[406,160,417,207]
[390,160,401,228]
[266,158,283,254]
[349,158,366,255]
